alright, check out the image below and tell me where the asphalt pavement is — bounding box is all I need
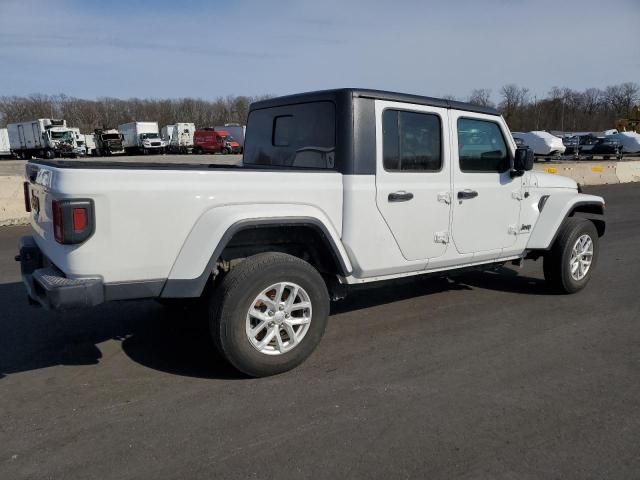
[1,184,639,479]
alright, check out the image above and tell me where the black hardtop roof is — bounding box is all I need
[250,88,500,116]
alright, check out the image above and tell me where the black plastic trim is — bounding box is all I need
[161,217,351,298]
[56,198,95,244]
[104,280,165,301]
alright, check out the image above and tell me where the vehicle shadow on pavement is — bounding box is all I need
[0,268,551,381]
[331,275,472,314]
[0,281,242,381]
[451,266,554,296]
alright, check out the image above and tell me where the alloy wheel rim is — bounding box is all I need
[570,234,593,281]
[246,282,312,355]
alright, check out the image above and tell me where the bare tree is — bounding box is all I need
[468,88,494,108]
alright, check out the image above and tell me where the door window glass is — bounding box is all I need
[457,118,510,172]
[383,110,442,171]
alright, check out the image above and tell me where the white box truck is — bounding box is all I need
[166,122,195,153]
[118,121,166,154]
[84,133,97,156]
[7,119,76,159]
[161,125,175,144]
[0,128,11,157]
[70,128,87,157]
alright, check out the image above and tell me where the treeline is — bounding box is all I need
[466,82,639,132]
[0,94,271,132]
[0,82,638,133]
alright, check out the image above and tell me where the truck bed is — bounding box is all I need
[28,158,242,171]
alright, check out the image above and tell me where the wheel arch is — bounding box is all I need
[526,194,605,251]
[162,213,352,298]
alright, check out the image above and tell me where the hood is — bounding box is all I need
[533,172,577,190]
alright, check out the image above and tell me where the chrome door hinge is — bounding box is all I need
[437,192,451,204]
[508,224,518,235]
[434,232,450,244]
[511,191,523,201]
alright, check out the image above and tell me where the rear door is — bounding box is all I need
[449,112,522,254]
[374,100,452,261]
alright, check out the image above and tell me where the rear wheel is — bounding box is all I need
[543,218,599,294]
[209,252,329,377]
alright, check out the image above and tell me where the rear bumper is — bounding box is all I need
[18,236,167,310]
[19,236,104,310]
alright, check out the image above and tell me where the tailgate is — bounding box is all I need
[25,162,55,242]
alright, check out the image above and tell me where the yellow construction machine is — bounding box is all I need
[616,106,640,133]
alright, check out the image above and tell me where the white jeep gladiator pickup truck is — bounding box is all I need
[18,89,605,377]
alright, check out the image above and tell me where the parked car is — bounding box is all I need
[606,132,640,154]
[511,131,566,157]
[18,88,605,377]
[564,134,622,159]
[193,128,241,154]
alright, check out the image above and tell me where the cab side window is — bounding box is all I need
[457,118,510,173]
[383,110,442,172]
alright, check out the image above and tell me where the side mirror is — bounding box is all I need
[513,147,534,173]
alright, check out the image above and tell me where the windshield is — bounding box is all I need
[141,133,159,139]
[102,133,121,140]
[50,131,74,141]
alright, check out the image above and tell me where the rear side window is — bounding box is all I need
[383,110,442,171]
[244,101,335,169]
[457,118,510,173]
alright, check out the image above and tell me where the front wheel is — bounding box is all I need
[543,218,599,294]
[209,252,329,377]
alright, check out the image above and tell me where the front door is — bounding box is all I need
[449,112,522,254]
[374,100,452,261]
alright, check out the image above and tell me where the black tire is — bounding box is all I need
[543,218,599,294]
[193,147,201,155]
[44,149,54,159]
[209,252,329,377]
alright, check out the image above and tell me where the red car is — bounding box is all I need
[192,128,242,154]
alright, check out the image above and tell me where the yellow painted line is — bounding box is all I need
[591,166,604,172]
[544,167,557,174]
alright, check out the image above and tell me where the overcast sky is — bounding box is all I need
[0,0,638,102]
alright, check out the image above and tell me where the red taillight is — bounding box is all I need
[73,208,87,232]
[23,182,31,212]
[50,199,94,244]
[52,200,63,243]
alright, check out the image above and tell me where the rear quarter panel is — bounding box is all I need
[28,165,344,284]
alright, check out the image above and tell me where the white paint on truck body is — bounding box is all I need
[27,166,345,284]
[0,128,10,156]
[24,100,604,293]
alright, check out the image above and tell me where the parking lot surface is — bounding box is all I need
[1,184,639,479]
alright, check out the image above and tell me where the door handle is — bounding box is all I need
[457,189,478,200]
[388,191,414,202]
